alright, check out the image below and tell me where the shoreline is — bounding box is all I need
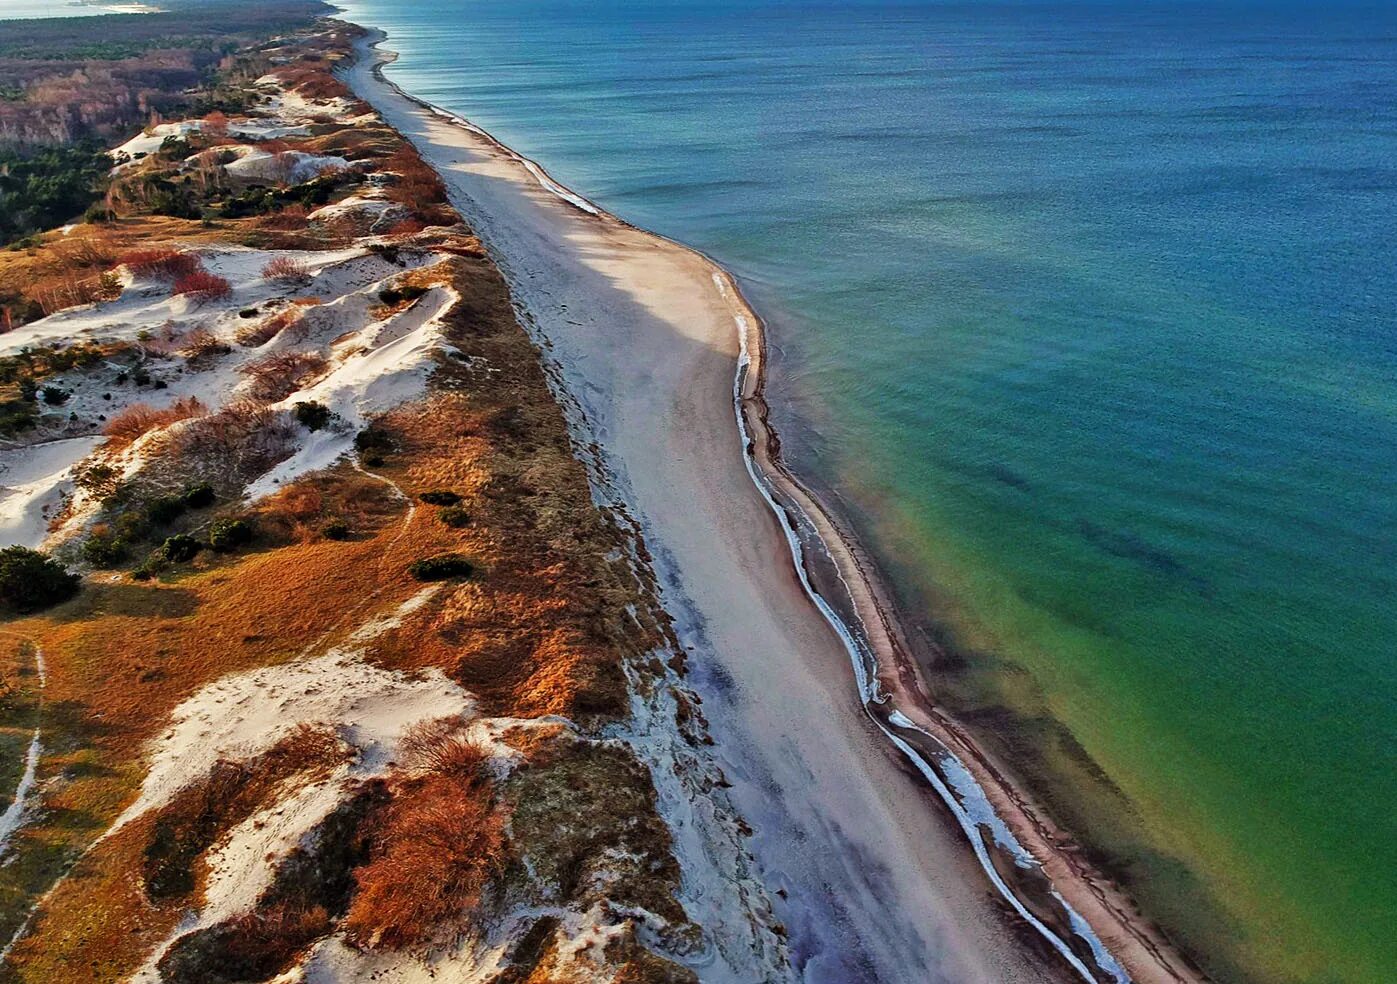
[344,24,1203,984]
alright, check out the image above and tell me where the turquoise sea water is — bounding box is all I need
[337,2,1397,980]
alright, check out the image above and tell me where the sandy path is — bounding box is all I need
[344,37,1078,984]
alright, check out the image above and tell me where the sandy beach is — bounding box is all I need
[342,29,1204,984]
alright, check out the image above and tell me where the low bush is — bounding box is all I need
[74,460,122,500]
[120,248,202,280]
[321,519,350,541]
[208,517,253,552]
[179,327,230,360]
[418,490,459,506]
[408,553,473,582]
[183,483,216,508]
[353,425,393,455]
[39,385,68,405]
[437,505,470,529]
[377,284,427,307]
[292,400,332,431]
[173,270,232,305]
[82,511,148,568]
[146,495,187,526]
[261,256,311,284]
[161,533,201,563]
[0,546,79,612]
[102,396,206,443]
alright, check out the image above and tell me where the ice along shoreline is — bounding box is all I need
[343,23,1203,984]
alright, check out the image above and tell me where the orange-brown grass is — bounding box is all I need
[251,464,405,544]
[2,725,346,983]
[119,247,203,280]
[362,257,660,723]
[256,204,310,231]
[344,724,504,949]
[0,474,460,971]
[103,396,207,445]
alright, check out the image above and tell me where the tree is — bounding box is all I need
[0,546,79,613]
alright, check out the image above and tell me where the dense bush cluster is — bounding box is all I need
[0,145,112,245]
[408,553,474,582]
[0,546,79,612]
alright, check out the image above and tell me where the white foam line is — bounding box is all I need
[363,39,1128,980]
[718,272,1126,984]
[417,102,601,215]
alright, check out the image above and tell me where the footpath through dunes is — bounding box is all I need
[342,31,1113,984]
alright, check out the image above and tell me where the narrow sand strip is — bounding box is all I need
[343,30,1195,984]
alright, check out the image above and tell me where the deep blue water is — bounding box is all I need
[336,2,1397,980]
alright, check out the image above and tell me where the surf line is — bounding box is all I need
[353,34,1127,982]
[716,273,1130,984]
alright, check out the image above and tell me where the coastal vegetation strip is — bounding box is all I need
[0,14,764,982]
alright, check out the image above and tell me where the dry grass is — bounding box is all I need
[120,248,202,280]
[238,350,328,402]
[178,326,230,361]
[255,204,311,232]
[261,256,311,285]
[103,396,207,444]
[344,725,504,949]
[172,270,233,305]
[235,307,303,347]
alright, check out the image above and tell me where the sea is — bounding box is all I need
[335,2,1396,980]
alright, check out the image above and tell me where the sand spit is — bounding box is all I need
[345,28,1206,984]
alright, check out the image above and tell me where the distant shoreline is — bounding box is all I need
[340,21,1211,984]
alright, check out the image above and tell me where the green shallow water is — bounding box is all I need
[338,1,1397,979]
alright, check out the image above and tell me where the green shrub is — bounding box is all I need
[377,284,428,306]
[353,425,393,454]
[74,461,121,500]
[418,490,460,506]
[408,553,473,582]
[293,401,333,432]
[83,530,129,568]
[437,505,471,529]
[0,547,79,612]
[321,519,351,541]
[40,386,69,405]
[160,534,201,563]
[146,495,187,526]
[182,483,216,509]
[208,518,253,553]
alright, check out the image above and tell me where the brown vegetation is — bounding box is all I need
[261,255,311,284]
[172,270,233,305]
[235,306,303,347]
[238,350,328,402]
[120,247,202,280]
[103,395,207,444]
[343,721,506,949]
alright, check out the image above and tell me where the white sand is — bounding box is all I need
[347,35,1077,984]
[0,437,102,548]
